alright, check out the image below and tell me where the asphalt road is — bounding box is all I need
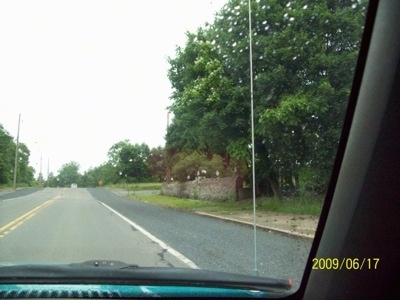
[0,188,312,290]
[0,187,40,200]
[0,188,189,268]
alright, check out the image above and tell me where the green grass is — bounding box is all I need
[258,196,323,216]
[107,182,162,191]
[131,194,323,216]
[0,184,13,191]
[0,183,36,191]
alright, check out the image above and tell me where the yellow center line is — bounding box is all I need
[0,195,61,238]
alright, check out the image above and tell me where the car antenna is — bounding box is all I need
[248,0,258,277]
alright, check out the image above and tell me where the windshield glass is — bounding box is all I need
[0,0,367,294]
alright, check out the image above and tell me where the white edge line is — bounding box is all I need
[98,201,200,269]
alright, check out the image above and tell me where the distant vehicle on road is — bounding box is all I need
[70,183,78,188]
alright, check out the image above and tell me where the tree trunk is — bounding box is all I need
[268,176,281,199]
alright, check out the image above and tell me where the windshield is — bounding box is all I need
[0,0,367,294]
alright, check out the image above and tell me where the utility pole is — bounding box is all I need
[39,152,43,186]
[13,114,21,190]
[166,112,171,184]
[47,157,49,185]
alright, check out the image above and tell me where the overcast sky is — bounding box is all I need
[0,0,227,177]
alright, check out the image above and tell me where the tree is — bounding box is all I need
[45,172,57,187]
[0,124,15,185]
[254,0,367,194]
[80,162,119,187]
[166,0,367,198]
[79,169,97,188]
[16,143,35,185]
[107,140,150,182]
[0,124,34,186]
[147,147,167,182]
[57,161,81,187]
[166,27,251,156]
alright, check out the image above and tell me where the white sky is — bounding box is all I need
[0,0,227,176]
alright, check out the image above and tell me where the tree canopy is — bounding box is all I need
[0,124,34,186]
[107,140,150,183]
[166,0,367,197]
[56,161,81,187]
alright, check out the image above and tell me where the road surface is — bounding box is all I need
[0,188,312,290]
[0,188,190,268]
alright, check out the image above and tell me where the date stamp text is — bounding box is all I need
[312,258,380,270]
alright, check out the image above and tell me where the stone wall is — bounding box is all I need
[162,176,243,201]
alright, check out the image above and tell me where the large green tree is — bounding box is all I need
[166,0,367,197]
[16,143,35,185]
[0,124,34,186]
[57,161,81,187]
[0,124,15,184]
[167,30,243,156]
[108,140,150,182]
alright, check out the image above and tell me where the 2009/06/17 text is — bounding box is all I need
[312,258,380,270]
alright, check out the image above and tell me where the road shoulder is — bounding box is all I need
[109,188,318,239]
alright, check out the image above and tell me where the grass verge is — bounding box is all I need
[0,185,13,192]
[131,194,323,216]
[107,182,162,191]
